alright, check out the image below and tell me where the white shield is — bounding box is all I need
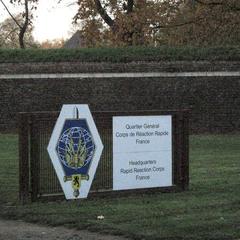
[47,104,103,199]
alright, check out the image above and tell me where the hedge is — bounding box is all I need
[0,46,239,63]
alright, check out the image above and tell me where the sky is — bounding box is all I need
[0,0,79,43]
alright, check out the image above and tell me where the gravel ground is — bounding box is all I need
[0,219,130,240]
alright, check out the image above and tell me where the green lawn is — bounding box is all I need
[0,134,239,240]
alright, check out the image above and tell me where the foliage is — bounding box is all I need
[40,39,65,49]
[74,0,185,46]
[73,0,240,47]
[1,0,239,48]
[0,134,239,240]
[0,46,239,63]
[161,0,240,46]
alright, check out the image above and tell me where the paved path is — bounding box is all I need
[0,219,129,240]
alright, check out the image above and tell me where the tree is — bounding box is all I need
[0,14,37,48]
[74,0,185,46]
[0,0,38,48]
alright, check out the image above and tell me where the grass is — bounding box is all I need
[0,46,239,63]
[0,134,239,240]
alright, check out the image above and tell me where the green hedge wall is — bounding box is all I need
[0,46,239,63]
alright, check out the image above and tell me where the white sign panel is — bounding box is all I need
[113,115,172,190]
[47,105,103,199]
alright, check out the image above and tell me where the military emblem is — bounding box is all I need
[56,108,95,197]
[48,104,103,200]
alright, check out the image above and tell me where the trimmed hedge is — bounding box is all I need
[0,46,239,63]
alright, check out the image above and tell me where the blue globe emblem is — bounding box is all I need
[57,126,95,170]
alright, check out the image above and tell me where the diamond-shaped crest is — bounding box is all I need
[47,105,103,199]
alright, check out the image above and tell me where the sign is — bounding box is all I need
[47,105,103,199]
[113,115,172,190]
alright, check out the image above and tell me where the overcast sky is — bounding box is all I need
[0,0,79,42]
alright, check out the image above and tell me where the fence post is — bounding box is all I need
[19,113,30,204]
[173,110,189,191]
[30,116,40,202]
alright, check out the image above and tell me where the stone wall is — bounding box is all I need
[0,61,239,133]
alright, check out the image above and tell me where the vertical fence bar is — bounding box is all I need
[30,117,40,201]
[175,111,184,190]
[181,110,189,190]
[19,113,30,204]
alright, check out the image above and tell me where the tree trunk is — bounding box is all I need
[19,29,25,49]
[19,0,29,49]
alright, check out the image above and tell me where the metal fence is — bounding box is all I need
[19,110,189,203]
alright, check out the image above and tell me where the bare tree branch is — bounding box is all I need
[93,0,115,27]
[152,17,203,29]
[127,0,134,14]
[0,0,23,29]
[194,0,223,6]
[194,0,240,11]
[5,27,19,41]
